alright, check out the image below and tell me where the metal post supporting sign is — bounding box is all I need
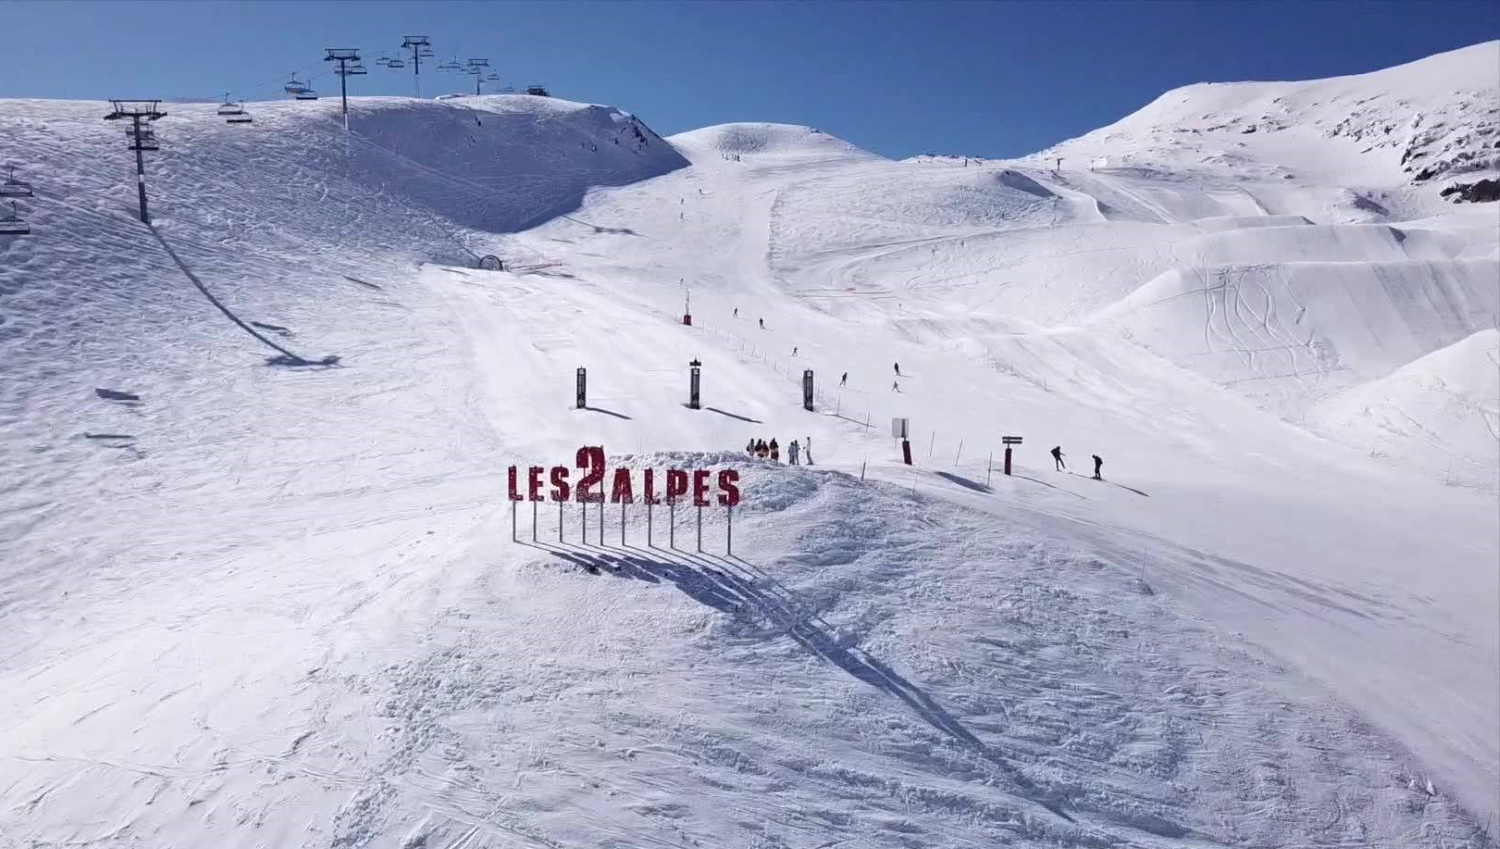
[893,418,912,466]
[802,370,814,412]
[688,359,701,410]
[1002,436,1022,476]
[576,367,586,409]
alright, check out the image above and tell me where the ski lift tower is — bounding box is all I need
[400,35,433,98]
[463,59,491,96]
[103,99,167,224]
[324,48,367,130]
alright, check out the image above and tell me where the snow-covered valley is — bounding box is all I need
[0,41,1496,849]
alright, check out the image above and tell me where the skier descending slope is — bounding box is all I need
[1051,446,1066,471]
[1092,454,1103,480]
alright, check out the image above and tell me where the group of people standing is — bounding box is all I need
[1051,446,1103,480]
[746,436,813,465]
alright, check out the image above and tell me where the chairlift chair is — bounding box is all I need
[226,102,253,124]
[284,75,311,97]
[295,88,319,101]
[438,59,462,72]
[387,57,406,69]
[217,93,245,117]
[0,166,33,199]
[0,201,30,236]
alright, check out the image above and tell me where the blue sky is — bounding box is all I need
[3,1,1494,159]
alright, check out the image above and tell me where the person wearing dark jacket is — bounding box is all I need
[769,438,780,462]
[1051,446,1065,471]
[1092,454,1103,480]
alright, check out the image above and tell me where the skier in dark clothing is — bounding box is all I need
[839,372,848,387]
[894,363,901,376]
[769,438,780,462]
[1051,446,1065,471]
[759,318,765,329]
[1092,454,1103,480]
[746,438,756,455]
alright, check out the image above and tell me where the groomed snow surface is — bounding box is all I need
[2,45,1497,849]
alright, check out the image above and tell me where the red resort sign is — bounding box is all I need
[507,446,742,507]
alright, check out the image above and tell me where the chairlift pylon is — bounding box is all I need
[127,126,160,151]
[0,200,30,236]
[0,165,34,199]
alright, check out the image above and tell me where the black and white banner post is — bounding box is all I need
[727,505,733,556]
[647,502,654,547]
[511,500,517,542]
[688,359,702,410]
[620,501,626,546]
[576,367,587,409]
[802,369,815,412]
[558,500,564,542]
[696,503,703,552]
[669,499,677,548]
[532,501,538,541]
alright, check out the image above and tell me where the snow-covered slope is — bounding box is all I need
[2,46,1498,848]
[1030,41,1500,206]
[670,121,881,164]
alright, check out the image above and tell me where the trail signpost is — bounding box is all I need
[893,417,912,465]
[1002,435,1022,476]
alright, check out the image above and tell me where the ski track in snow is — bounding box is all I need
[1,49,1497,848]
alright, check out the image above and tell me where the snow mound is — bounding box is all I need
[668,122,882,162]
[1090,257,1500,416]
[1314,328,1500,486]
[1193,214,1314,231]
[1031,40,1500,197]
[342,96,687,232]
